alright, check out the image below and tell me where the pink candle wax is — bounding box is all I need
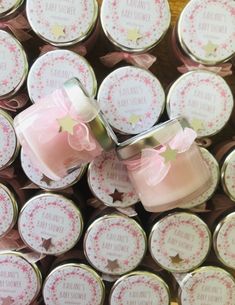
[117,118,212,212]
[14,78,116,180]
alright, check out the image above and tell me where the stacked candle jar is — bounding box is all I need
[0,0,235,304]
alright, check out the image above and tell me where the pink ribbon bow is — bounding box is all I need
[0,93,28,112]
[0,14,32,42]
[125,128,197,186]
[0,167,15,179]
[100,52,156,69]
[177,62,233,77]
[40,43,87,57]
[0,230,25,251]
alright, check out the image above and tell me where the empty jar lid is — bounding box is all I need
[221,148,235,201]
[0,0,24,19]
[84,214,147,275]
[110,271,170,305]
[181,147,220,209]
[26,0,98,46]
[43,263,105,305]
[18,193,83,255]
[21,148,86,191]
[101,0,171,52]
[179,266,235,305]
[167,71,234,138]
[27,50,97,103]
[98,66,165,135]
[88,151,139,208]
[149,212,211,273]
[0,183,18,238]
[213,212,235,269]
[0,251,42,304]
[0,30,28,99]
[178,0,235,65]
[0,110,19,170]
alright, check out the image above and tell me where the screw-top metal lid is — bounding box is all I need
[0,0,24,20]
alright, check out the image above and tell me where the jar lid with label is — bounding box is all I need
[0,110,19,170]
[149,212,211,273]
[0,251,42,304]
[221,148,235,201]
[26,0,99,47]
[177,0,235,65]
[110,271,170,305]
[27,50,97,103]
[101,0,171,53]
[88,151,139,208]
[0,30,28,100]
[0,0,24,20]
[97,66,165,135]
[84,213,147,275]
[43,263,105,305]
[18,193,84,255]
[167,71,234,138]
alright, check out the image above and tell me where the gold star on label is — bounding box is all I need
[191,118,204,132]
[57,115,77,135]
[1,296,14,305]
[203,41,218,57]
[106,259,120,271]
[40,174,52,185]
[127,28,142,42]
[109,189,124,203]
[170,254,184,264]
[160,146,177,163]
[129,114,141,126]
[41,238,52,251]
[51,24,66,39]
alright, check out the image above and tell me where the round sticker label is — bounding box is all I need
[98,67,165,134]
[0,112,17,170]
[101,0,171,51]
[0,30,27,98]
[88,151,138,208]
[0,253,41,305]
[181,267,235,305]
[167,71,233,137]
[18,194,83,255]
[223,151,235,200]
[26,0,97,44]
[179,0,235,63]
[0,0,22,15]
[43,265,104,305]
[21,149,84,190]
[84,215,146,275]
[149,213,211,272]
[27,50,97,103]
[110,273,170,305]
[0,186,16,237]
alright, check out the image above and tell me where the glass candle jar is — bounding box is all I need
[88,151,139,208]
[101,0,171,53]
[166,71,234,138]
[213,212,235,270]
[43,263,105,305]
[84,213,147,275]
[26,0,99,50]
[172,0,235,67]
[0,0,24,20]
[179,266,235,305]
[214,141,235,201]
[0,182,18,238]
[14,78,117,180]
[18,193,84,255]
[117,118,212,212]
[0,251,42,304]
[0,30,28,100]
[109,271,170,305]
[97,66,165,135]
[0,110,19,170]
[21,148,86,191]
[27,50,97,103]
[181,148,220,209]
[149,212,211,273]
